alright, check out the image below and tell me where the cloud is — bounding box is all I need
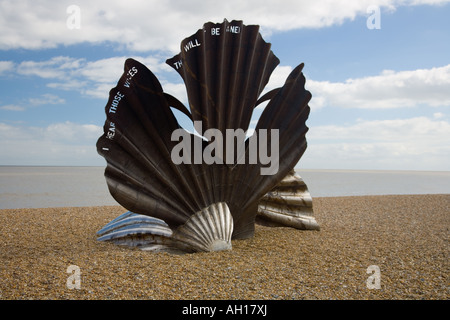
[28,93,65,106]
[17,56,85,79]
[433,112,445,119]
[0,121,104,165]
[306,64,450,110]
[299,116,450,170]
[1,0,449,51]
[77,55,170,99]
[0,121,101,142]
[265,66,294,91]
[47,79,87,91]
[14,54,172,100]
[43,121,101,143]
[2,116,449,169]
[308,116,450,142]
[0,94,65,112]
[79,57,133,84]
[9,52,295,102]
[0,104,25,111]
[0,61,14,75]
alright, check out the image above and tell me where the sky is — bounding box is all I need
[0,0,449,171]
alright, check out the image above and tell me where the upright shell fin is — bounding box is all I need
[166,19,280,134]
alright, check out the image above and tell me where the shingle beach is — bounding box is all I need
[0,194,448,300]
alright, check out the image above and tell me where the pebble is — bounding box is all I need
[0,194,448,300]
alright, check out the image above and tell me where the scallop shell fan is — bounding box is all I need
[97,172,319,253]
[96,19,318,253]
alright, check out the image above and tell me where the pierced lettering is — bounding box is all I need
[226,25,241,34]
[124,66,138,88]
[108,91,125,113]
[211,27,220,36]
[127,66,138,78]
[173,60,183,70]
[106,122,116,140]
[184,39,201,52]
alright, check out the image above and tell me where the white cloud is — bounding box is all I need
[7,53,299,107]
[0,94,65,112]
[0,0,449,51]
[0,61,14,75]
[0,104,25,111]
[161,81,188,105]
[77,55,170,99]
[0,121,101,142]
[14,54,173,100]
[306,64,450,110]
[433,112,445,119]
[300,116,450,170]
[43,121,101,143]
[265,66,294,91]
[10,52,295,102]
[28,93,65,106]
[2,116,448,169]
[79,57,131,84]
[17,56,84,79]
[0,121,104,165]
[308,116,450,141]
[47,79,87,91]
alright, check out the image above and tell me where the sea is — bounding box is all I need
[0,166,449,209]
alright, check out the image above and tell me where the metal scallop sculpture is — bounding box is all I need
[96,19,319,253]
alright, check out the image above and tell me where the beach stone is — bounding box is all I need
[0,195,448,300]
